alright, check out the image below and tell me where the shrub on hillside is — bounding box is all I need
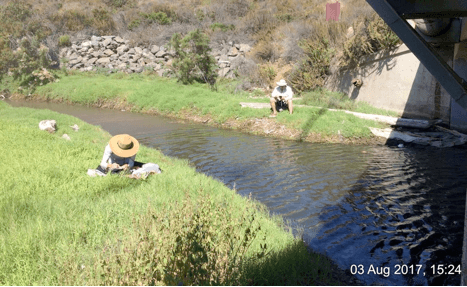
[341,13,401,67]
[104,0,128,8]
[50,10,93,31]
[288,36,336,92]
[92,8,116,34]
[210,23,235,32]
[0,2,53,86]
[58,35,71,47]
[169,29,218,88]
[141,11,172,25]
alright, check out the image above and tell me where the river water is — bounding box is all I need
[7,100,466,285]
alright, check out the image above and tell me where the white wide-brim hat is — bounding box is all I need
[277,79,287,86]
[109,134,140,158]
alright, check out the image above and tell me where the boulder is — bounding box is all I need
[69,59,82,65]
[68,53,79,61]
[116,45,129,54]
[103,49,114,56]
[151,45,160,53]
[71,63,84,69]
[155,50,167,57]
[81,41,92,48]
[142,51,154,59]
[102,38,112,47]
[114,36,125,43]
[62,134,71,141]
[91,51,101,58]
[128,48,135,54]
[134,47,143,54]
[228,47,239,57]
[238,44,251,53]
[153,63,162,70]
[97,57,111,64]
[218,67,230,77]
[91,35,102,42]
[132,66,144,73]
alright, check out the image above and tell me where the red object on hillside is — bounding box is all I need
[326,1,340,21]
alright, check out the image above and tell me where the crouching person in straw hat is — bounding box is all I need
[88,134,161,178]
[270,79,293,117]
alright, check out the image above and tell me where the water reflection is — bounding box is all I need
[311,147,465,285]
[6,100,465,285]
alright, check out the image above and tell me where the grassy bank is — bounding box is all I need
[0,100,348,285]
[7,71,394,144]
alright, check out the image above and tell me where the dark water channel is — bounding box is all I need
[7,100,466,285]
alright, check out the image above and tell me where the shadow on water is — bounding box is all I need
[6,99,466,286]
[308,146,465,285]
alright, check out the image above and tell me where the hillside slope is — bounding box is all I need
[0,0,401,92]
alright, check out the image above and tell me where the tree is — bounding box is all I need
[169,29,218,89]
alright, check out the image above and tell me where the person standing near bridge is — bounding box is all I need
[270,79,294,117]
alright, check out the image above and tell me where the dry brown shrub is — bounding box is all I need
[253,40,280,63]
[92,8,116,34]
[50,10,93,32]
[241,9,278,41]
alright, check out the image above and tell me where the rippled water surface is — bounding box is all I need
[7,100,466,285]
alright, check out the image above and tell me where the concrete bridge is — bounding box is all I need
[359,1,467,284]
[326,1,467,133]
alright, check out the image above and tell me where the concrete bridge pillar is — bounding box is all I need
[451,18,467,132]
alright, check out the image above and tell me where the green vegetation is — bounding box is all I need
[58,35,71,47]
[170,29,218,88]
[141,11,172,25]
[0,2,52,84]
[19,71,391,139]
[210,22,235,32]
[0,101,339,285]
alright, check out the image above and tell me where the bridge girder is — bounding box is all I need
[366,0,467,111]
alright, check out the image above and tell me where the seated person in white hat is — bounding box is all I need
[270,79,293,117]
[96,134,144,174]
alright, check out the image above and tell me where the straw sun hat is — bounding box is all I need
[109,134,140,158]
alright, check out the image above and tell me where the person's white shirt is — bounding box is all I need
[100,144,136,169]
[271,86,293,101]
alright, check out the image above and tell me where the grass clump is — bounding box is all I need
[58,35,71,47]
[141,11,172,25]
[210,22,235,32]
[0,101,340,285]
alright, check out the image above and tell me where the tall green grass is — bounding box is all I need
[31,71,391,139]
[0,101,340,285]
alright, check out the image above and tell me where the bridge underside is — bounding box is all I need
[366,0,467,113]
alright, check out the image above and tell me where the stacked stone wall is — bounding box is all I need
[60,35,251,78]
